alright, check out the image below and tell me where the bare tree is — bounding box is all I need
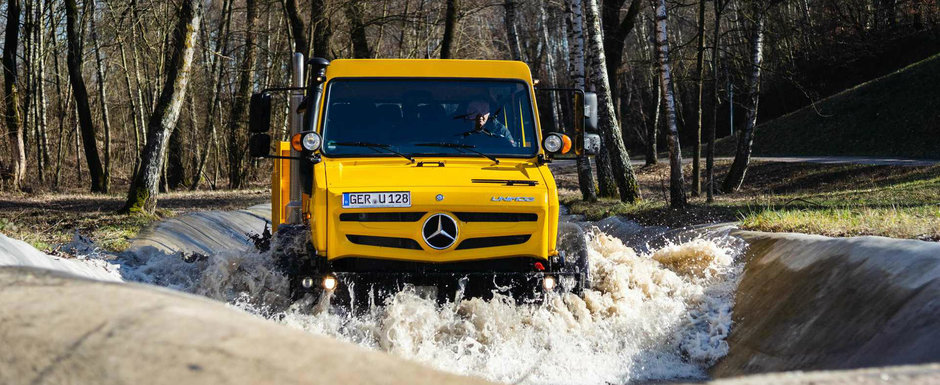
[707,0,727,202]
[692,0,707,196]
[284,0,308,53]
[65,0,108,193]
[504,0,523,61]
[565,0,597,202]
[601,0,641,121]
[311,0,331,58]
[346,1,371,58]
[226,0,260,188]
[3,0,26,190]
[723,0,766,192]
[440,0,459,58]
[123,0,203,213]
[653,0,687,208]
[585,0,641,203]
[90,0,112,189]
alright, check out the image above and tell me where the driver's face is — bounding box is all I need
[467,102,490,127]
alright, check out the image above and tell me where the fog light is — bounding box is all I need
[322,275,338,291]
[542,275,556,291]
[301,276,314,289]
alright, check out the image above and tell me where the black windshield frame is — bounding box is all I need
[318,77,542,159]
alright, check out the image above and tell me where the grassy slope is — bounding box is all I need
[717,54,940,159]
[558,161,940,241]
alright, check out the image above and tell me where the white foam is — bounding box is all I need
[0,232,122,282]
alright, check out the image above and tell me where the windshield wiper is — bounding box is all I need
[414,142,499,164]
[332,141,415,163]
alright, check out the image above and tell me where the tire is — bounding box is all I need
[556,221,590,292]
[271,224,317,301]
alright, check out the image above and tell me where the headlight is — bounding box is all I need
[322,275,338,291]
[543,134,563,153]
[302,132,321,151]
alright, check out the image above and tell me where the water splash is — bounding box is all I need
[155,225,746,385]
[21,213,744,385]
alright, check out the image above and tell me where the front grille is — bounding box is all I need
[456,235,531,250]
[454,212,538,222]
[339,212,426,222]
[347,235,422,250]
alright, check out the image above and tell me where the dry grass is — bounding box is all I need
[0,189,268,252]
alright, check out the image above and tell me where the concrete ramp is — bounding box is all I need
[0,266,493,385]
[713,231,940,377]
[126,203,271,257]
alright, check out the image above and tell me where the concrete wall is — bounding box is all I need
[713,231,940,377]
[0,267,493,385]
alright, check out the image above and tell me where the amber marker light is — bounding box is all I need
[291,133,303,152]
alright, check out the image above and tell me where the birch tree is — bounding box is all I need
[585,0,641,203]
[565,0,597,202]
[123,0,203,213]
[2,0,26,190]
[65,0,108,193]
[653,0,687,208]
[723,0,766,192]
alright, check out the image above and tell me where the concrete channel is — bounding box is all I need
[1,206,939,384]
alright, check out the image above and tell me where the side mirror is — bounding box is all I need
[249,133,272,158]
[249,93,272,133]
[583,92,598,132]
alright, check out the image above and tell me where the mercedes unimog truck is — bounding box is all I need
[248,54,600,303]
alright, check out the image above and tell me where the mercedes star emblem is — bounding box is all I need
[422,213,458,249]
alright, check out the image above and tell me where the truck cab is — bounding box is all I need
[249,56,598,303]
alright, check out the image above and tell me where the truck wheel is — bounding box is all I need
[271,224,316,301]
[556,221,590,292]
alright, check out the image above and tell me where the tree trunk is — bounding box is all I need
[440,0,459,59]
[585,0,641,203]
[284,0,308,54]
[311,0,331,58]
[191,0,232,191]
[585,20,619,199]
[122,0,203,213]
[646,79,660,165]
[3,0,26,190]
[90,0,112,190]
[565,0,597,202]
[226,0,259,188]
[722,2,764,193]
[653,0,687,208]
[346,1,371,59]
[33,0,50,182]
[65,0,108,193]
[602,0,641,124]
[504,0,523,61]
[707,0,723,202]
[692,0,707,197]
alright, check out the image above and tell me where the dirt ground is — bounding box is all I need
[0,189,268,252]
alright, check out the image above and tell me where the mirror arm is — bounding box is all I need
[260,154,322,165]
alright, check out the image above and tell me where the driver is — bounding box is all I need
[462,100,515,146]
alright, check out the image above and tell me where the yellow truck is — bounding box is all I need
[248,55,600,303]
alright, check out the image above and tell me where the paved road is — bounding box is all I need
[551,156,939,168]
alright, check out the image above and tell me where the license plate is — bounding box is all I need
[342,191,411,208]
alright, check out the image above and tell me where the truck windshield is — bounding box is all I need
[320,79,538,158]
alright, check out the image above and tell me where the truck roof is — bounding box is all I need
[324,59,534,82]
